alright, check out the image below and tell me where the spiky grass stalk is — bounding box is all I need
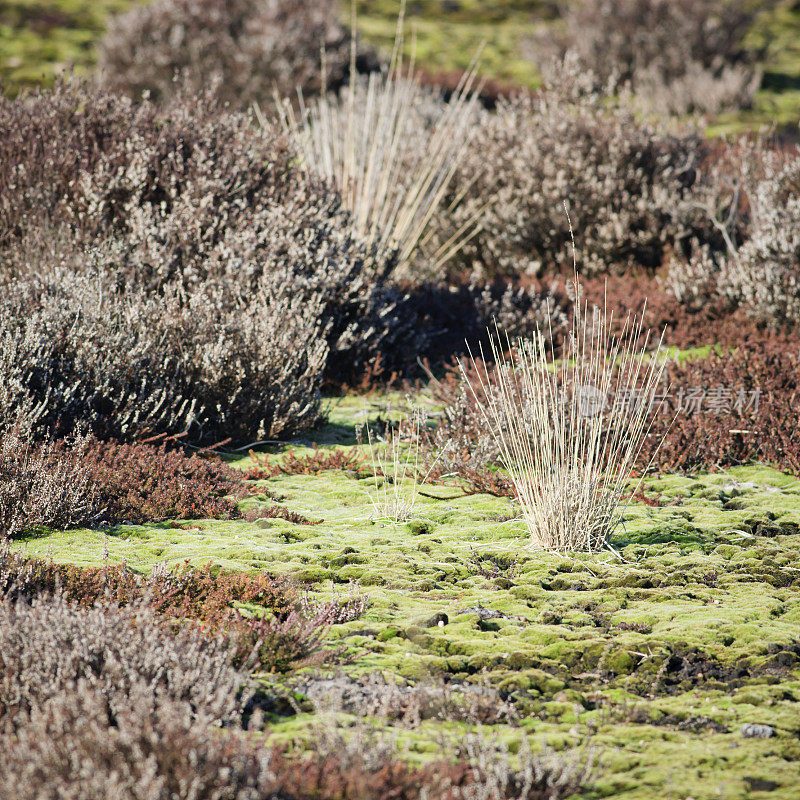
[464,286,668,551]
[360,410,426,522]
[276,6,482,276]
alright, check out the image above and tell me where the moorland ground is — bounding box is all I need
[2,1,800,799]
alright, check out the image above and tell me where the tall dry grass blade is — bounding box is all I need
[276,8,482,277]
[359,408,431,523]
[463,280,668,552]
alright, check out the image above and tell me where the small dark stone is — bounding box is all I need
[743,777,780,791]
[424,612,449,628]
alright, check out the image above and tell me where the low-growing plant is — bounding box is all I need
[0,682,595,800]
[243,505,322,526]
[546,0,772,115]
[0,430,101,538]
[0,550,297,621]
[299,673,517,726]
[0,430,248,537]
[99,0,377,109]
[462,283,667,551]
[78,438,244,523]
[244,445,370,479]
[0,79,428,413]
[0,266,329,443]
[0,551,350,672]
[0,685,279,800]
[0,592,249,726]
[641,343,800,474]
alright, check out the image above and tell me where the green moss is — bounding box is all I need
[8,393,800,797]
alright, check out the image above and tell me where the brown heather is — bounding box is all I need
[0,549,294,616]
[244,445,370,479]
[99,0,378,110]
[0,563,593,797]
[0,551,357,672]
[0,432,247,537]
[547,0,772,116]
[641,343,800,475]
[432,58,702,280]
[78,438,244,524]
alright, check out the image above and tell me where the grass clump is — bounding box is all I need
[361,411,431,522]
[279,13,482,277]
[464,282,667,551]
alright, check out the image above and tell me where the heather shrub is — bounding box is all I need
[0,430,245,537]
[298,673,517,726]
[244,445,370,479]
[0,81,389,291]
[666,144,800,326]
[0,578,594,797]
[291,723,596,800]
[0,550,357,671]
[0,592,249,726]
[0,266,328,442]
[0,80,427,394]
[0,430,101,538]
[76,438,244,523]
[578,272,795,354]
[433,58,701,279]
[0,550,294,616]
[547,0,771,115]
[0,685,595,800]
[0,83,145,252]
[723,150,800,323]
[99,0,378,110]
[0,685,283,800]
[642,343,800,474]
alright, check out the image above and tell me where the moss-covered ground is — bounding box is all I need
[10,393,800,799]
[2,0,800,133]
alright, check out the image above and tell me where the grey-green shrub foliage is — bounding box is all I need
[0,81,412,441]
[99,0,378,109]
[544,0,773,116]
[431,58,702,279]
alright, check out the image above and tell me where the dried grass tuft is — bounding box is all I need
[464,280,667,551]
[278,12,482,277]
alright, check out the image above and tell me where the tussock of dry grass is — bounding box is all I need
[278,12,482,276]
[465,281,667,551]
